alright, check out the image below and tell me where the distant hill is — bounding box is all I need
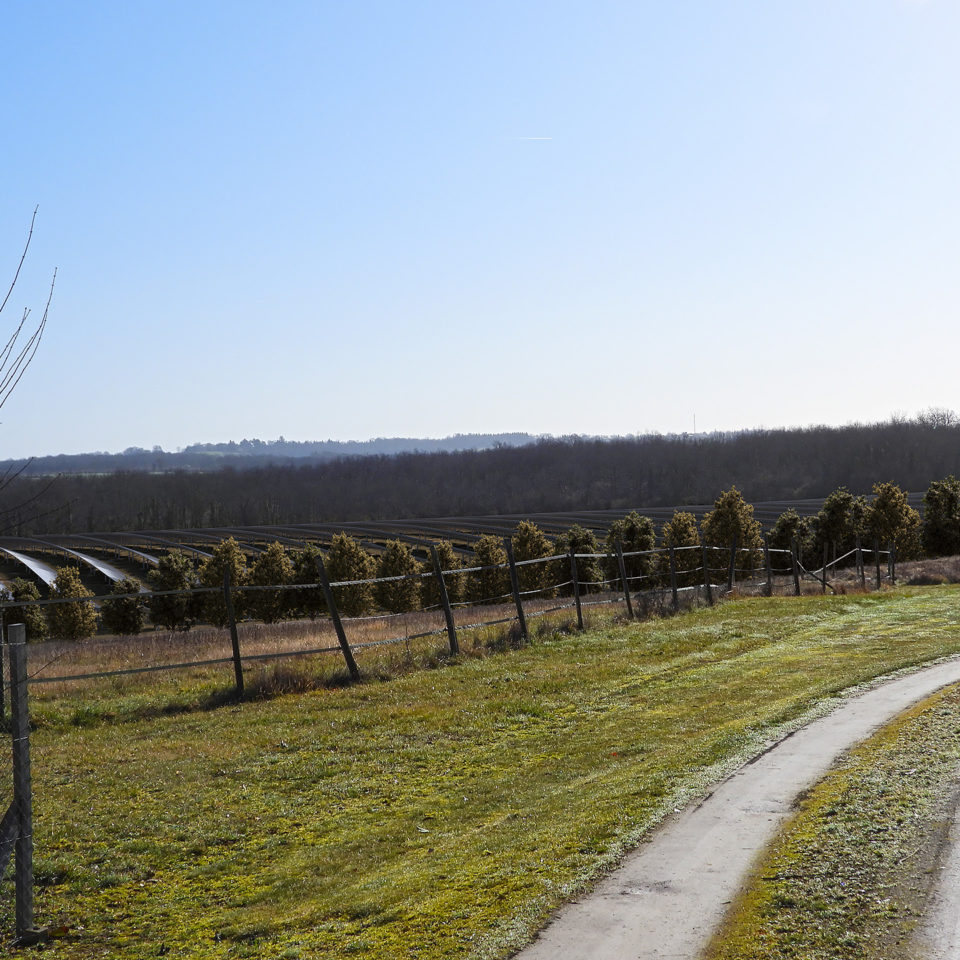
[2,433,540,476]
[181,434,538,460]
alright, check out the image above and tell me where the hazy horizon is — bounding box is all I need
[6,407,955,462]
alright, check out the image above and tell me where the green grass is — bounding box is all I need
[4,588,960,958]
[707,682,960,959]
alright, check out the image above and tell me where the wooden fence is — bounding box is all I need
[0,537,896,696]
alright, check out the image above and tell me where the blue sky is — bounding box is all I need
[1,0,957,458]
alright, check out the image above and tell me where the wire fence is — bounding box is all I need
[0,537,898,696]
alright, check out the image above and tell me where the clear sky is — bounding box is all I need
[1,0,957,458]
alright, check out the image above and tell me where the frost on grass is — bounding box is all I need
[709,685,960,960]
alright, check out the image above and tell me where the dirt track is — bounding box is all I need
[515,657,960,960]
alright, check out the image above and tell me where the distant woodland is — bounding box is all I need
[3,414,960,535]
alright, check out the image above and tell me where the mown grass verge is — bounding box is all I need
[707,681,960,960]
[3,587,960,958]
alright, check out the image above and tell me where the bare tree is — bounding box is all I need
[0,209,57,534]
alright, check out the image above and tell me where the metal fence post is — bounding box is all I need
[9,623,43,944]
[0,619,5,722]
[763,542,773,597]
[504,539,528,641]
[790,542,801,596]
[430,545,459,655]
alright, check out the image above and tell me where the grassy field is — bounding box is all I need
[4,587,960,958]
[707,683,960,959]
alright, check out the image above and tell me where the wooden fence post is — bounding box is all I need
[9,623,43,944]
[727,536,738,592]
[222,568,244,696]
[856,535,865,589]
[669,545,679,612]
[430,545,459,655]
[874,537,882,590]
[764,542,773,597]
[791,542,801,595]
[821,543,828,594]
[569,551,583,631]
[701,545,714,606]
[504,539,528,641]
[615,542,634,619]
[316,556,361,682]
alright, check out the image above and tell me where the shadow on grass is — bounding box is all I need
[57,641,476,730]
[54,618,557,730]
[55,667,353,730]
[41,598,707,732]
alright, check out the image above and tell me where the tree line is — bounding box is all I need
[5,473,957,641]
[2,413,960,535]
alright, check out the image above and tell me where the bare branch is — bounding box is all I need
[0,456,35,492]
[0,499,72,536]
[0,206,37,319]
[0,266,54,411]
[0,307,29,373]
[0,210,57,532]
[0,473,60,519]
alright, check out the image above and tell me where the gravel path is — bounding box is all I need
[514,657,960,960]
